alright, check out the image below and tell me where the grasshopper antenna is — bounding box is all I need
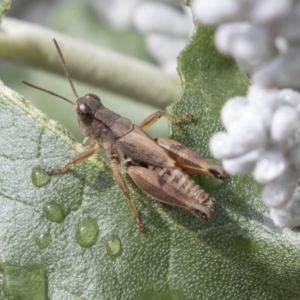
[22,38,80,106]
[21,80,75,106]
[52,38,79,99]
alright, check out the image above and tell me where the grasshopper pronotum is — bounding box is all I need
[23,39,227,231]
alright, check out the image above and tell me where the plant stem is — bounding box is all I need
[0,18,182,109]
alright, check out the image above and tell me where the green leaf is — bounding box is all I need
[170,26,300,298]
[1,25,300,300]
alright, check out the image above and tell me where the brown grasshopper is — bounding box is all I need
[23,39,227,231]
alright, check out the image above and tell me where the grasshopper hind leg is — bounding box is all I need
[128,166,214,219]
[155,137,227,180]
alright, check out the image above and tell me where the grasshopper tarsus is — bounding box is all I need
[137,222,145,231]
[46,168,54,175]
[209,167,228,180]
[24,39,227,230]
[173,114,195,124]
[186,114,196,121]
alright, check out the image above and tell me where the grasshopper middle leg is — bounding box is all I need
[139,111,194,130]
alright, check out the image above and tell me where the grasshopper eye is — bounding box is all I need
[77,101,94,127]
[78,103,91,115]
[77,93,102,117]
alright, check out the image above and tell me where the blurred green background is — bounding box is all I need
[1,0,169,141]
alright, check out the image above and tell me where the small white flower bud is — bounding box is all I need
[262,167,300,208]
[191,0,245,24]
[253,149,286,183]
[270,105,299,142]
[215,23,251,55]
[133,2,193,36]
[216,23,276,72]
[244,103,273,129]
[223,149,262,175]
[247,85,279,111]
[253,48,300,89]
[277,89,300,108]
[227,112,267,151]
[146,34,188,68]
[221,96,248,130]
[270,188,300,228]
[209,132,234,159]
[250,0,292,23]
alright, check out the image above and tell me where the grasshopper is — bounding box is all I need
[23,39,227,231]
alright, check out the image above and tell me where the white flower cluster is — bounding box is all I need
[191,0,300,228]
[89,0,141,29]
[89,0,194,75]
[191,0,300,89]
[210,85,300,227]
[133,1,194,74]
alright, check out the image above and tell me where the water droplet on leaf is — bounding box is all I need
[75,216,99,248]
[35,233,51,249]
[31,166,50,187]
[43,201,65,223]
[104,234,122,256]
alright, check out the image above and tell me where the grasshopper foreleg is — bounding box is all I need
[139,111,194,130]
[110,159,145,231]
[47,145,101,175]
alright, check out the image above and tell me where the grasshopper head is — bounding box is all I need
[76,93,103,134]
